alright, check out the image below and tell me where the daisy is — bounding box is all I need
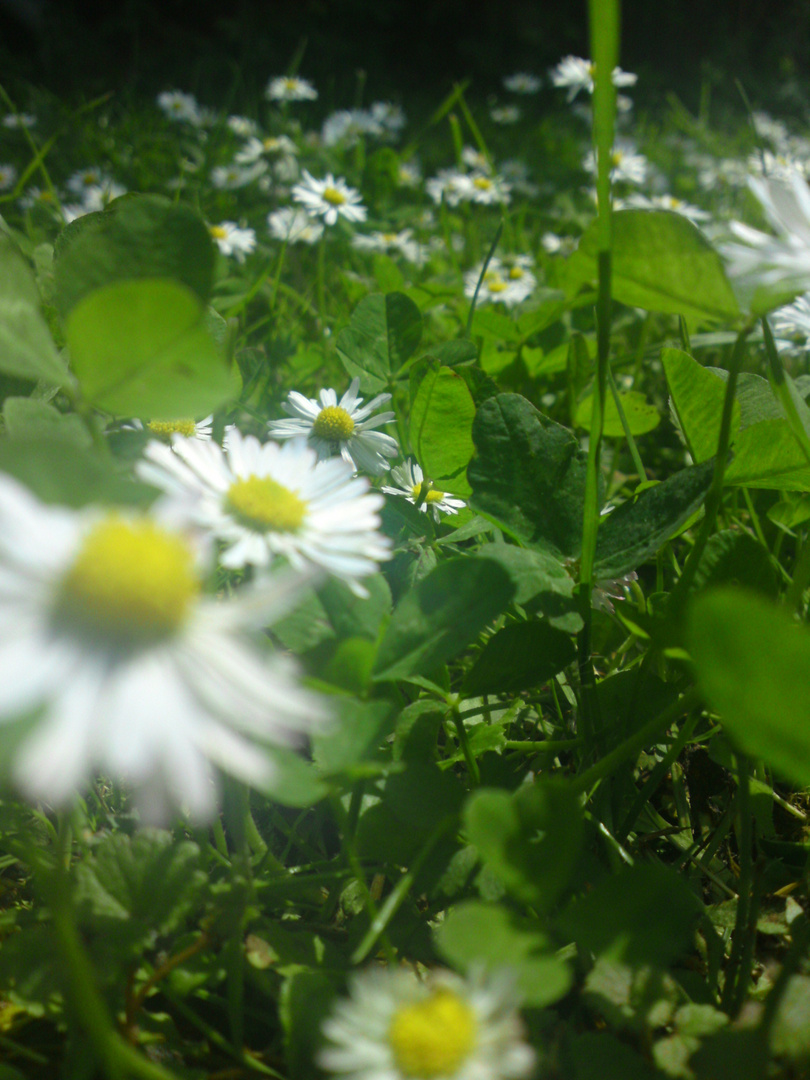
[425,167,470,207]
[0,474,327,823]
[226,115,258,137]
[2,112,36,129]
[0,164,17,191]
[209,222,257,262]
[503,72,542,94]
[369,101,407,137]
[123,417,214,442]
[623,192,711,224]
[81,181,127,212]
[382,460,466,521]
[462,172,512,206]
[351,229,423,264]
[267,206,324,245]
[268,377,398,476]
[583,142,647,185]
[291,171,367,227]
[549,55,637,102]
[464,259,536,308]
[462,146,492,174]
[138,432,391,593]
[397,160,422,188]
[156,90,201,124]
[490,105,521,125]
[234,134,298,165]
[66,166,112,196]
[210,162,266,190]
[318,966,535,1080]
[265,76,318,102]
[321,109,384,147]
[541,231,576,256]
[770,293,810,352]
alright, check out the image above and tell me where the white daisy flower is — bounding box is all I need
[541,231,576,256]
[397,160,422,187]
[623,192,711,224]
[209,221,257,262]
[351,228,423,264]
[318,966,535,1080]
[503,72,542,94]
[268,377,398,476]
[123,417,214,442]
[583,141,647,185]
[425,167,470,207]
[2,112,36,129]
[461,146,492,174]
[321,109,384,148]
[265,76,318,102]
[747,149,807,182]
[382,460,466,521]
[66,166,111,195]
[81,181,127,211]
[369,101,406,137]
[226,115,258,137]
[549,55,637,102]
[0,474,327,823]
[461,172,512,205]
[291,170,367,227]
[138,432,391,594]
[464,258,536,308]
[0,164,17,191]
[267,206,325,245]
[19,186,61,212]
[490,105,521,125]
[210,162,267,190]
[156,90,201,124]
[770,293,810,352]
[234,133,298,165]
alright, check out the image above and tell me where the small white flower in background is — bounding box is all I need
[321,109,384,148]
[2,112,36,129]
[0,474,327,823]
[66,166,112,196]
[226,115,258,137]
[752,110,790,148]
[157,90,201,124]
[268,377,398,476]
[267,206,325,245]
[397,160,422,187]
[235,133,298,165]
[318,966,535,1080]
[719,174,810,296]
[490,105,521,125]
[209,221,257,262]
[210,162,267,190]
[382,460,466,521]
[19,186,61,212]
[623,191,711,224]
[123,416,214,442]
[541,231,577,256]
[747,149,806,183]
[503,72,542,94]
[461,146,492,174]
[351,228,423,264]
[370,101,407,137]
[501,159,539,198]
[770,293,810,353]
[549,55,637,102]
[464,257,536,308]
[583,141,647,185]
[462,172,512,206]
[425,166,472,207]
[291,170,367,227]
[0,164,17,191]
[265,75,318,102]
[138,432,391,594]
[81,180,128,211]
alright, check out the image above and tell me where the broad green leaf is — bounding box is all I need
[576,388,660,437]
[65,278,233,418]
[570,1033,666,1080]
[3,397,91,448]
[727,419,810,490]
[688,588,810,786]
[463,780,583,912]
[410,363,476,479]
[428,339,478,367]
[575,210,740,324]
[468,393,591,559]
[372,556,514,681]
[336,291,422,392]
[769,975,810,1061]
[311,700,394,774]
[0,438,154,507]
[435,900,572,1006]
[567,331,592,425]
[53,194,215,316]
[261,746,328,808]
[474,543,576,606]
[463,620,576,697]
[472,306,519,342]
[0,235,68,385]
[663,346,740,462]
[593,459,715,579]
[692,530,778,597]
[560,863,702,966]
[280,971,338,1080]
[318,574,392,641]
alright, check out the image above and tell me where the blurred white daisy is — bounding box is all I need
[397,160,422,187]
[66,166,112,196]
[583,141,647,185]
[267,206,324,245]
[623,192,711,224]
[210,162,267,190]
[0,474,327,823]
[209,221,257,262]
[461,146,492,174]
[382,460,466,521]
[465,257,536,308]
[370,101,407,138]
[541,231,576,256]
[81,181,127,211]
[265,76,318,102]
[351,228,423,263]
[770,293,810,352]
[234,134,298,165]
[268,377,398,476]
[123,416,214,442]
[426,167,471,207]
[503,72,542,94]
[0,164,17,191]
[318,966,535,1080]
[2,112,36,129]
[157,90,201,124]
[291,170,367,226]
[490,105,521,125]
[461,172,512,205]
[550,55,637,102]
[138,432,391,592]
[226,115,258,137]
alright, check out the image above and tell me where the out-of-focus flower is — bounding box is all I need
[265,76,318,102]
[267,206,325,245]
[210,162,267,189]
[0,164,18,191]
[157,90,201,124]
[583,141,647,185]
[503,72,542,94]
[490,105,521,125]
[549,55,637,101]
[623,192,711,224]
[291,171,367,227]
[209,222,257,262]
[464,257,536,308]
[352,228,423,263]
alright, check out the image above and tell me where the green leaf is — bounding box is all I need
[463,780,583,912]
[3,397,91,448]
[468,393,590,559]
[575,210,740,324]
[318,574,392,641]
[769,975,810,1061]
[692,530,778,597]
[261,746,328,807]
[593,460,715,579]
[663,346,740,462]
[463,620,576,696]
[336,292,422,393]
[576,389,660,437]
[560,863,702,966]
[53,194,215,316]
[312,699,394,774]
[373,556,514,681]
[435,900,572,1006]
[410,363,476,479]
[65,278,233,418]
[688,588,810,786]
[280,972,338,1080]
[570,1033,667,1080]
[0,235,68,385]
[0,438,154,507]
[567,331,592,425]
[475,543,582,631]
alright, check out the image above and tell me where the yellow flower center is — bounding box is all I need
[486,279,508,293]
[83,173,98,186]
[412,483,445,504]
[209,225,228,240]
[508,266,524,279]
[389,989,477,1077]
[147,419,198,439]
[227,475,306,532]
[284,78,299,90]
[611,150,624,167]
[54,518,198,646]
[322,186,347,206]
[473,176,492,190]
[382,233,399,243]
[312,405,355,441]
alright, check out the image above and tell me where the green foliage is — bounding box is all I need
[336,291,422,393]
[409,362,476,483]
[0,234,69,385]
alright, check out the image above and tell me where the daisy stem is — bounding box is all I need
[449,698,481,785]
[317,231,327,333]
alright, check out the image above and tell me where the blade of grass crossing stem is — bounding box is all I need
[465,220,503,337]
[580,0,619,590]
[762,315,810,467]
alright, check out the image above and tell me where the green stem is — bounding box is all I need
[721,753,754,1014]
[449,698,481,785]
[607,363,646,479]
